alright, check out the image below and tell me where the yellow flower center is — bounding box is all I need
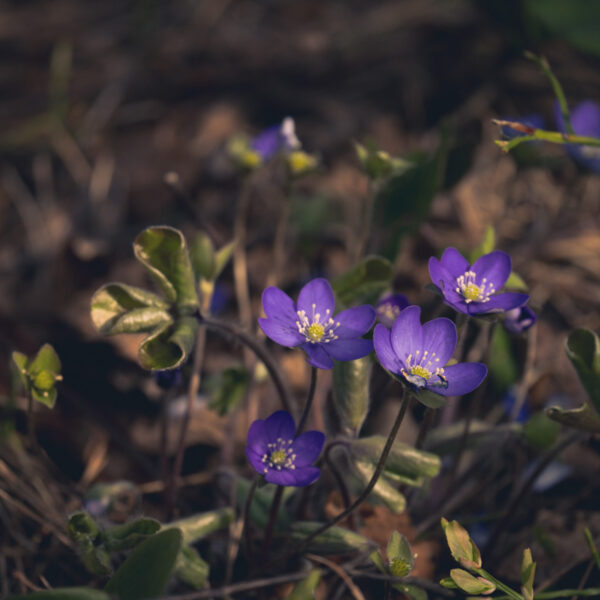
[455,270,495,304]
[296,304,340,344]
[409,365,432,379]
[306,323,325,342]
[270,450,287,464]
[261,438,297,473]
[377,302,401,323]
[401,350,446,388]
[463,283,482,302]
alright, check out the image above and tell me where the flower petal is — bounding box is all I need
[467,292,529,315]
[428,256,455,290]
[258,317,303,347]
[263,410,296,442]
[439,247,470,278]
[262,286,297,322]
[374,324,403,375]
[335,305,376,338]
[325,338,373,361]
[265,466,321,487]
[301,342,334,370]
[433,362,487,397]
[245,447,267,475]
[246,418,268,455]
[421,318,457,366]
[471,251,512,290]
[297,278,335,316]
[391,305,422,361]
[291,431,325,466]
[571,101,600,137]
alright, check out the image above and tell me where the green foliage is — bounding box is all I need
[168,507,234,545]
[546,403,600,434]
[207,366,250,416]
[11,344,62,408]
[290,522,371,555]
[441,518,482,570]
[174,545,210,590]
[521,548,536,600]
[565,329,600,414]
[470,225,496,263]
[332,255,393,308]
[355,141,413,180]
[190,232,235,283]
[285,570,321,599]
[235,478,294,530]
[449,569,496,595]
[489,326,519,392]
[105,528,183,600]
[8,589,109,600]
[100,518,161,552]
[332,356,371,435]
[523,412,560,450]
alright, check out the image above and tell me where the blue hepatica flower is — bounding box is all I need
[374,305,487,397]
[245,410,325,486]
[428,247,529,316]
[258,278,375,370]
[251,117,301,161]
[375,294,410,328]
[554,100,600,174]
[503,305,537,335]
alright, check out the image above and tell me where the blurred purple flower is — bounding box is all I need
[251,117,300,160]
[373,305,487,397]
[376,294,410,328]
[501,387,531,423]
[245,410,325,486]
[258,278,375,370]
[428,247,529,316]
[503,305,537,335]
[554,100,600,173]
[154,368,183,390]
[501,114,545,140]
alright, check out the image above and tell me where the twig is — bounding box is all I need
[308,553,366,600]
[166,326,207,520]
[263,486,284,558]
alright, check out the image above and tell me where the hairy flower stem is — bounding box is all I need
[166,325,206,520]
[293,391,410,556]
[415,407,435,449]
[200,315,293,414]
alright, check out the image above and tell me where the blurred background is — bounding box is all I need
[1,0,600,593]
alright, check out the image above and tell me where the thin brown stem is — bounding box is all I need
[242,477,258,570]
[415,407,435,450]
[323,441,355,530]
[297,367,317,434]
[233,178,253,332]
[166,326,206,520]
[263,485,284,557]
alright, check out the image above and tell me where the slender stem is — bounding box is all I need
[200,315,293,414]
[492,591,600,600]
[474,568,523,600]
[584,527,600,570]
[233,177,253,332]
[307,554,366,600]
[297,367,317,434]
[166,326,206,520]
[415,407,434,450]
[242,477,258,567]
[355,179,376,260]
[26,391,36,448]
[263,486,284,557]
[293,391,410,556]
[266,179,292,289]
[323,442,355,530]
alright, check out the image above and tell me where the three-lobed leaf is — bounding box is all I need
[138,316,198,370]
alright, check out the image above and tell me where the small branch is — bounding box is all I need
[263,485,284,557]
[308,554,366,600]
[241,477,258,569]
[323,442,355,530]
[491,590,600,600]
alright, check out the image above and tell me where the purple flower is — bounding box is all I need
[373,305,487,397]
[428,247,529,316]
[503,305,537,335]
[554,100,600,173]
[245,410,325,486]
[376,294,410,328]
[154,368,183,390]
[258,278,375,370]
[251,117,300,160]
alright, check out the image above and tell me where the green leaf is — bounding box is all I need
[441,518,482,570]
[134,226,198,311]
[168,507,234,545]
[105,528,183,600]
[349,436,441,485]
[68,511,100,542]
[505,271,529,291]
[29,344,61,376]
[414,389,447,409]
[174,545,209,590]
[332,255,393,307]
[394,583,427,600]
[450,569,496,594]
[213,240,236,280]
[369,550,387,574]
[138,316,198,370]
[32,386,57,408]
[440,577,459,589]
[350,461,407,513]
[12,351,29,388]
[545,403,600,434]
[8,588,110,600]
[285,569,321,599]
[387,531,414,576]
[470,225,495,263]
[207,366,250,416]
[355,141,413,180]
[190,232,215,281]
[489,326,519,392]
[523,412,560,450]
[521,548,536,600]
[565,329,600,413]
[91,283,171,335]
[101,518,161,552]
[332,356,371,435]
[290,522,372,555]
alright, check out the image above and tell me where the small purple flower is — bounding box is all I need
[373,305,487,397]
[376,294,410,328]
[428,247,529,316]
[503,305,537,335]
[554,100,600,173]
[245,410,325,486]
[258,278,375,370]
[251,117,300,160]
[154,368,183,390]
